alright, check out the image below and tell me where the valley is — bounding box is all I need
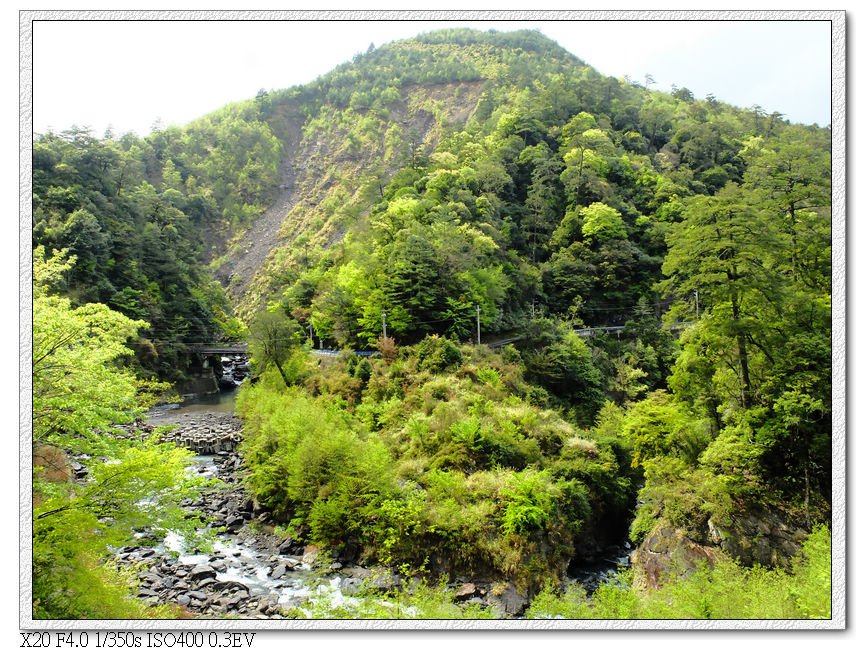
[31,27,833,621]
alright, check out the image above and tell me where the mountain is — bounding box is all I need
[31,28,832,617]
[213,29,590,317]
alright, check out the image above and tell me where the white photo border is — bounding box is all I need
[19,8,847,631]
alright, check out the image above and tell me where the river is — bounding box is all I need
[125,387,347,618]
[148,387,240,418]
[126,387,630,619]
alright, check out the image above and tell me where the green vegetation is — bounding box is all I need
[32,28,833,619]
[32,103,276,379]
[32,248,205,619]
[237,341,634,590]
[526,525,831,619]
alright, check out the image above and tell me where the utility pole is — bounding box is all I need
[476,304,481,345]
[694,289,699,319]
[382,310,387,339]
[308,321,314,346]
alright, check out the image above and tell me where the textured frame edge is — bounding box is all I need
[19,7,847,632]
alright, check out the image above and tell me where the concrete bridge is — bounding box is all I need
[190,342,249,355]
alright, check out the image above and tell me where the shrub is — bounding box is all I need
[527,526,831,619]
[237,383,397,539]
[377,335,398,362]
[476,367,502,387]
[416,335,463,373]
[621,390,711,468]
[501,469,559,535]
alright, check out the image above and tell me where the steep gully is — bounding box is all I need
[212,114,305,304]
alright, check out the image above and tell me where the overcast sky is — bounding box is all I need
[30,17,832,137]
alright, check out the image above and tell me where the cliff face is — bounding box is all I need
[631,506,813,590]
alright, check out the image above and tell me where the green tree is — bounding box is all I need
[740,129,831,291]
[522,320,605,423]
[662,184,783,408]
[32,247,200,619]
[580,202,627,243]
[248,309,304,388]
[382,225,446,336]
[33,247,155,449]
[521,143,564,263]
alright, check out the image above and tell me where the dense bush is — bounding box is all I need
[237,341,636,589]
[526,525,831,619]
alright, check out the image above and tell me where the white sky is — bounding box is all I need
[31,17,832,137]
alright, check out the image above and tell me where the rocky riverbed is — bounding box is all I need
[116,449,320,619]
[118,401,627,619]
[116,444,519,618]
[155,412,243,455]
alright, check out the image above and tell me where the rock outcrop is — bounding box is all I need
[630,506,812,591]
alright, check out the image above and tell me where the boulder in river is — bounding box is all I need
[302,546,320,565]
[225,515,245,531]
[186,590,208,603]
[188,564,217,581]
[212,580,250,594]
[489,584,528,616]
[278,538,304,555]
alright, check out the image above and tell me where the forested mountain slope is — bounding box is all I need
[32,28,832,619]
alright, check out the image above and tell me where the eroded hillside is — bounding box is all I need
[217,81,487,318]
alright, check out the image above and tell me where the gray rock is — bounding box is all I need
[340,566,372,580]
[213,580,249,593]
[454,582,478,601]
[224,595,244,609]
[340,577,364,596]
[495,584,528,616]
[302,547,320,565]
[278,539,300,555]
[369,571,401,592]
[138,571,162,585]
[189,564,217,581]
[226,516,245,531]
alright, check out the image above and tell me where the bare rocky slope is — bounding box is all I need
[213,112,305,302]
[213,81,486,318]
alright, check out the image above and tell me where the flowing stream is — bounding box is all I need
[126,387,631,618]
[120,388,355,618]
